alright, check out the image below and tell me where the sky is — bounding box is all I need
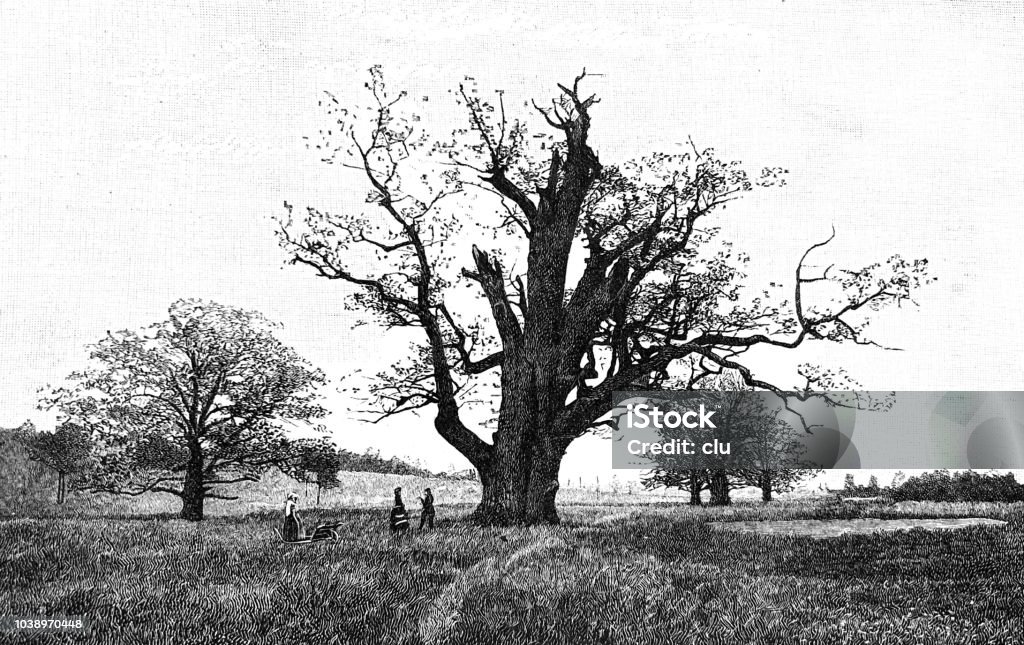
[2,1,1023,489]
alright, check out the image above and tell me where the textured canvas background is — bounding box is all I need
[2,1,1022,488]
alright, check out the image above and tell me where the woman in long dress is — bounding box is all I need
[283,492,303,541]
[389,487,410,534]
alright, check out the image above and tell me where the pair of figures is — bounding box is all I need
[390,486,434,534]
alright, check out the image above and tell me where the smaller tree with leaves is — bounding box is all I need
[21,421,93,504]
[43,299,327,520]
[282,437,344,506]
[730,407,821,503]
[867,474,880,493]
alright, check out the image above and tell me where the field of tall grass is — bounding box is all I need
[3,473,1024,644]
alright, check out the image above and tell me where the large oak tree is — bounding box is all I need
[277,69,932,525]
[46,299,326,520]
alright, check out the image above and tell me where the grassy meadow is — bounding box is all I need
[2,472,1024,644]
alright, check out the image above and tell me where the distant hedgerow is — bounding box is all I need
[889,470,1024,503]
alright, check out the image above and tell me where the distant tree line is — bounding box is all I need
[842,470,1024,503]
[840,473,882,497]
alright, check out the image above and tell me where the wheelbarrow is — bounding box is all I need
[277,522,342,543]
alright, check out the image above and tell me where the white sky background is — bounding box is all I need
[1,1,1022,490]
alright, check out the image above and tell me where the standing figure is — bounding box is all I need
[418,487,435,530]
[389,487,410,534]
[283,492,304,541]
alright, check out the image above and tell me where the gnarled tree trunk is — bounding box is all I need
[472,429,568,525]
